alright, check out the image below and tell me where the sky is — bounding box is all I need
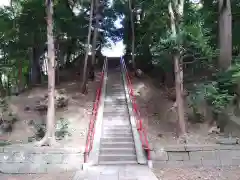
[0,0,124,57]
[0,0,9,6]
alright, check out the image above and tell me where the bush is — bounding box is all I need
[28,118,71,142]
[0,98,18,134]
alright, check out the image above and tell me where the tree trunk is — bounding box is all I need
[89,0,100,81]
[65,38,77,68]
[168,0,186,136]
[81,0,94,94]
[218,0,232,70]
[174,54,186,135]
[30,47,42,85]
[18,59,23,93]
[36,0,56,146]
[128,0,136,70]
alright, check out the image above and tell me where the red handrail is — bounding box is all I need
[84,60,106,163]
[121,58,151,161]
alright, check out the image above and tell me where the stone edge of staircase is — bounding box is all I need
[121,65,147,165]
[87,63,108,166]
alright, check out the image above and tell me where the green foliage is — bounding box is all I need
[28,118,71,142]
[0,140,11,146]
[193,58,240,114]
[204,82,234,113]
[55,118,71,139]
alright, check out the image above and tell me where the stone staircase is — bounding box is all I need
[98,66,138,165]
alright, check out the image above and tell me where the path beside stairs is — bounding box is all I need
[73,165,158,180]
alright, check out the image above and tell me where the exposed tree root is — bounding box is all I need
[177,133,188,144]
[165,101,188,139]
[164,101,177,121]
[81,83,88,95]
[34,135,59,147]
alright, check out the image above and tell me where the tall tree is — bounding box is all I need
[128,0,136,70]
[36,0,56,146]
[168,0,186,136]
[218,0,232,70]
[90,0,100,81]
[81,0,94,93]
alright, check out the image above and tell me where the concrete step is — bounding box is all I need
[103,109,128,114]
[100,142,135,148]
[104,103,128,107]
[103,125,132,129]
[103,105,128,110]
[108,84,123,87]
[100,148,136,154]
[98,160,138,165]
[106,87,124,91]
[101,137,134,143]
[104,102,128,106]
[102,121,130,126]
[104,99,127,106]
[105,94,125,97]
[106,87,124,90]
[103,116,130,122]
[103,115,130,121]
[103,111,129,117]
[102,131,132,136]
[105,91,125,94]
[98,154,137,162]
[104,96,126,102]
[104,99,126,104]
[105,96,126,101]
[102,133,132,138]
[103,129,132,134]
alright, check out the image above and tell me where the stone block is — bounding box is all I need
[18,163,46,173]
[189,150,217,161]
[0,163,20,173]
[185,144,219,151]
[168,152,189,161]
[218,145,240,150]
[3,147,21,153]
[152,150,168,161]
[185,145,203,152]
[0,147,4,152]
[232,159,240,166]
[42,148,66,154]
[220,158,233,166]
[0,152,13,162]
[44,154,63,164]
[219,150,240,160]
[201,159,221,167]
[44,164,67,173]
[62,153,83,165]
[164,145,185,152]
[28,153,63,164]
[219,150,240,166]
[201,145,220,151]
[28,154,45,163]
[216,138,238,145]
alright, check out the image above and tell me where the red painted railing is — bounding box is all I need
[84,59,107,163]
[120,57,151,161]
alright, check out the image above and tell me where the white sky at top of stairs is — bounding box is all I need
[0,0,9,7]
